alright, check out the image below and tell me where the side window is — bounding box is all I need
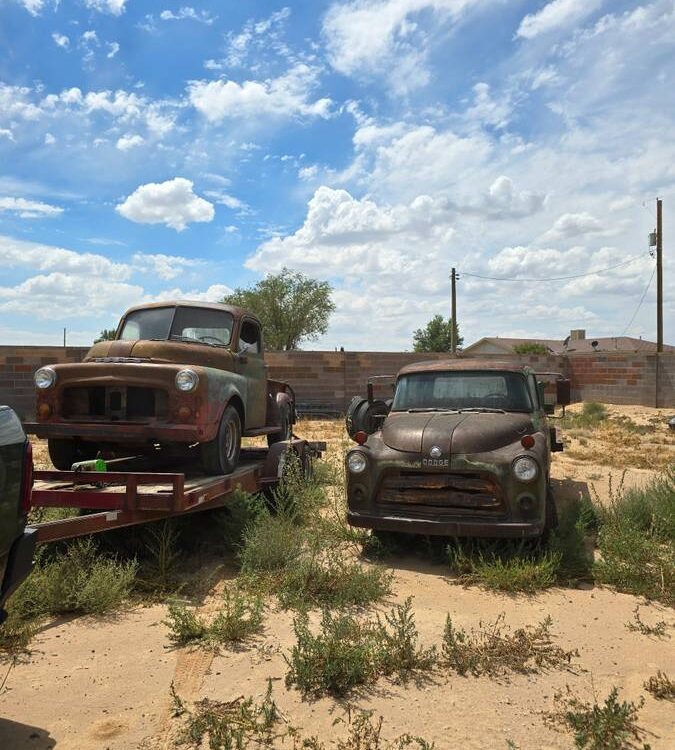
[239,320,261,354]
[528,375,540,408]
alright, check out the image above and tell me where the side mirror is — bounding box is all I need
[556,378,571,406]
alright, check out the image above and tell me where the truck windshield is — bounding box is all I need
[119,307,234,346]
[391,371,533,412]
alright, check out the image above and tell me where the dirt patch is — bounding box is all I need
[4,406,673,748]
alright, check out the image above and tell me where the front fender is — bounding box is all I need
[203,369,247,426]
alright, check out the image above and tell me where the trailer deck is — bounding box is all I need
[28,442,324,543]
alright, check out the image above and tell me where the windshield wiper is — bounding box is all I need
[458,407,506,414]
[406,408,460,413]
[168,335,221,347]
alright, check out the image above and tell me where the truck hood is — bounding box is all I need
[381,411,535,455]
[84,339,235,369]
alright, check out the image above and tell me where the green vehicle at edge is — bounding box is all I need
[0,405,35,625]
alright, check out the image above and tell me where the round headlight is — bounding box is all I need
[347,452,367,474]
[35,367,56,390]
[513,456,538,482]
[175,369,199,392]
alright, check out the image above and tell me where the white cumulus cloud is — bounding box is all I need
[84,0,127,15]
[188,64,332,122]
[52,32,70,49]
[116,133,145,151]
[159,7,216,24]
[517,0,605,39]
[0,197,63,218]
[116,178,215,231]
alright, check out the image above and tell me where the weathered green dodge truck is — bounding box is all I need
[345,359,569,539]
[0,406,35,624]
[25,301,295,474]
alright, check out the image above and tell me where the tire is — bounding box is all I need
[47,438,96,471]
[266,404,291,447]
[200,405,241,475]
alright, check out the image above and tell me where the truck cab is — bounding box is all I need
[345,360,569,539]
[25,302,295,475]
[0,406,35,624]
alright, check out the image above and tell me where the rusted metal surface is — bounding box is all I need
[28,440,325,543]
[24,302,296,469]
[346,362,565,538]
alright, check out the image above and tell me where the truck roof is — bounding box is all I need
[398,358,532,376]
[122,300,259,324]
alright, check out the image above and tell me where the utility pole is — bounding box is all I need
[63,327,66,348]
[451,267,457,355]
[656,198,663,353]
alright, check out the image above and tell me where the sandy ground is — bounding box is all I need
[1,405,674,749]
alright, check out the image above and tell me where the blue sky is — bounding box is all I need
[1,0,673,349]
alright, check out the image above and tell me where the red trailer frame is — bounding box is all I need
[28,442,324,543]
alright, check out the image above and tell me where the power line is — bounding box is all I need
[460,253,649,282]
[621,264,657,336]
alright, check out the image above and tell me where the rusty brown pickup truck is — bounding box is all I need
[345,359,570,539]
[25,301,295,474]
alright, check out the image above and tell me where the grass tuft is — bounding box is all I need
[625,606,669,638]
[441,613,576,677]
[643,671,674,701]
[277,554,392,609]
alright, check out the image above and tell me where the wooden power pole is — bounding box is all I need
[656,198,663,353]
[451,267,457,354]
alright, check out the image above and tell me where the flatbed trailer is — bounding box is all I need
[28,440,325,544]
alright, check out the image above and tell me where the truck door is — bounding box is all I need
[237,319,267,429]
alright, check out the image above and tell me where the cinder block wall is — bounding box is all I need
[1,345,673,420]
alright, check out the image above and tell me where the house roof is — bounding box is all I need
[463,336,675,355]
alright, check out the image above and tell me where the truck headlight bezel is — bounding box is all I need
[512,455,539,482]
[175,368,199,392]
[35,366,56,390]
[347,451,367,474]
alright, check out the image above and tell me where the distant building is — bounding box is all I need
[463,329,675,356]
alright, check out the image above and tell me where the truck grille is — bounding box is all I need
[376,470,503,514]
[62,386,169,422]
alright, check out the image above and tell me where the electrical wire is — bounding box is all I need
[459,253,648,282]
[621,264,657,336]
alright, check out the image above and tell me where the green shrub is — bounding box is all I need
[209,586,264,643]
[441,613,576,677]
[174,678,279,748]
[277,555,391,609]
[164,586,264,648]
[164,602,209,645]
[570,402,608,428]
[595,520,674,606]
[285,598,436,697]
[551,686,650,750]
[238,510,304,574]
[1,539,137,654]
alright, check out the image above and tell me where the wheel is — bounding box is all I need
[47,438,97,470]
[200,405,241,475]
[267,404,291,447]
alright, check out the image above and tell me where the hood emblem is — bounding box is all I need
[429,445,442,458]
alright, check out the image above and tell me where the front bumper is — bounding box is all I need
[0,528,37,622]
[347,509,544,538]
[23,421,216,443]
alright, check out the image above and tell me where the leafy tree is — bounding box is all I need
[94,328,117,343]
[223,268,335,351]
[412,315,463,352]
[512,342,551,355]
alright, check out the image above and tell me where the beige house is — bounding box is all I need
[463,329,675,356]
